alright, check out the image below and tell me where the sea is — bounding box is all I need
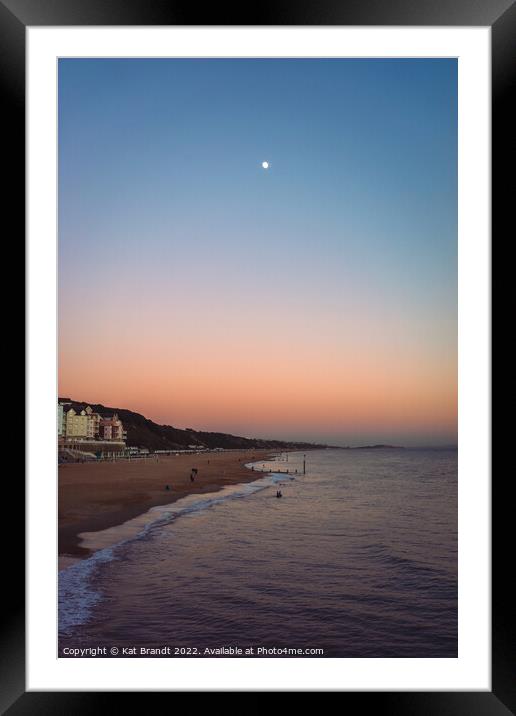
[58,448,457,658]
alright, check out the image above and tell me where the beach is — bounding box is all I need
[59,448,457,656]
[59,449,277,561]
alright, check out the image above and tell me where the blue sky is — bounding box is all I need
[59,58,457,446]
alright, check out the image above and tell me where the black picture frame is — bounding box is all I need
[5,0,510,709]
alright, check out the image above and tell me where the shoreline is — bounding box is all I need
[58,449,287,563]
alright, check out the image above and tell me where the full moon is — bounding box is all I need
[261,161,269,169]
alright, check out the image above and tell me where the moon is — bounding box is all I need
[261,161,269,169]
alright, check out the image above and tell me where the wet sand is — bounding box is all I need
[59,449,278,559]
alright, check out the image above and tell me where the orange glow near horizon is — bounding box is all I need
[59,309,457,445]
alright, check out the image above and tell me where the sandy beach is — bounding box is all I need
[59,449,278,560]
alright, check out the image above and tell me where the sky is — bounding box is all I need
[58,58,457,447]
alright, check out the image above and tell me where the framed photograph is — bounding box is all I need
[5,0,510,708]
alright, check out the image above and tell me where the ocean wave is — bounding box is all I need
[59,469,291,635]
